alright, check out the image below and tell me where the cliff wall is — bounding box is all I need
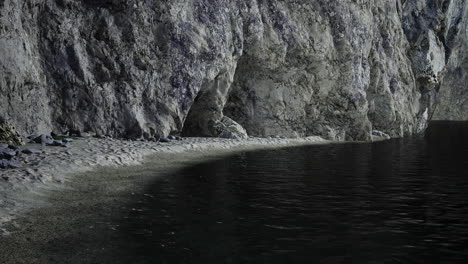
[0,0,466,141]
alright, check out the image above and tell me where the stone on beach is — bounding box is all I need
[0,148,17,159]
[47,140,67,147]
[30,134,54,145]
[159,137,171,143]
[21,149,43,155]
[216,117,249,140]
[80,132,92,138]
[8,145,19,150]
[0,158,21,169]
[28,134,73,147]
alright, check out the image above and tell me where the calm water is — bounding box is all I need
[121,122,468,263]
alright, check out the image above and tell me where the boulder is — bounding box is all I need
[371,130,391,140]
[80,132,92,138]
[94,134,105,139]
[42,135,54,144]
[215,117,248,140]
[67,129,81,137]
[33,134,54,145]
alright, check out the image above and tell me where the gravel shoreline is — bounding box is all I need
[0,136,327,235]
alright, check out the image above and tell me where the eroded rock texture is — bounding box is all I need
[0,118,24,145]
[431,0,468,120]
[0,0,466,141]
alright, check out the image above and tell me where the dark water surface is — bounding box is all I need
[122,122,468,263]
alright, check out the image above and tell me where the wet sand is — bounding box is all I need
[0,136,327,263]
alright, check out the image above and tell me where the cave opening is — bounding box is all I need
[181,88,217,137]
[181,68,249,138]
[181,71,231,137]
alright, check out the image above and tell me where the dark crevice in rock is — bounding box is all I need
[223,56,255,137]
[181,90,214,137]
[182,70,234,137]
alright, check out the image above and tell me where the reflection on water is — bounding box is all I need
[120,122,468,263]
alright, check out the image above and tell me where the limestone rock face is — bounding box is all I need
[0,119,24,146]
[0,0,466,141]
[432,0,468,120]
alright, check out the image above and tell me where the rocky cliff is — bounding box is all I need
[431,0,468,120]
[0,0,466,141]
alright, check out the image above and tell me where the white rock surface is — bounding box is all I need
[0,0,467,141]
